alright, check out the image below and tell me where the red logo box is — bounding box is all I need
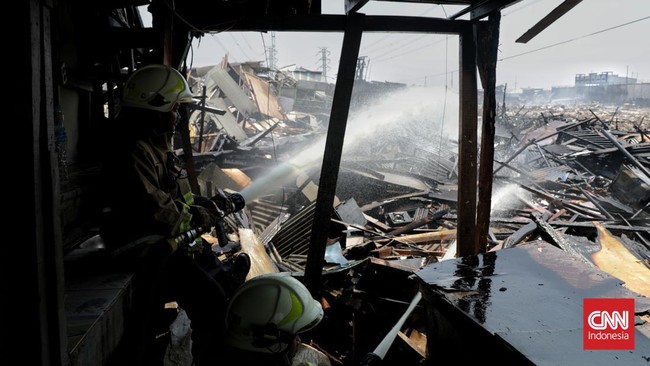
[583,298,634,350]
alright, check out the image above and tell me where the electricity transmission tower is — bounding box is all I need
[356,56,369,81]
[317,47,330,82]
[266,32,278,77]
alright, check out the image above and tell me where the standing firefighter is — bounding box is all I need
[100,64,250,366]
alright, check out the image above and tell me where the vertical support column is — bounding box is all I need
[476,13,501,253]
[304,12,365,295]
[9,0,66,365]
[457,25,479,257]
[42,1,67,364]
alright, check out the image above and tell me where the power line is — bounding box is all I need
[396,15,649,83]
[499,16,650,62]
[372,37,447,64]
[229,33,254,61]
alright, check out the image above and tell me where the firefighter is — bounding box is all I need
[100,64,250,366]
[224,272,331,366]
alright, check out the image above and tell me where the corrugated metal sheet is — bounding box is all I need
[244,71,286,120]
[270,201,316,257]
[206,97,248,141]
[206,67,257,115]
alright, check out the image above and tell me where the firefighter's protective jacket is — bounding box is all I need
[101,131,195,252]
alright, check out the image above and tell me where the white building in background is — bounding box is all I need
[575,71,637,86]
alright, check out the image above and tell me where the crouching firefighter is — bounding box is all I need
[99,64,250,366]
[223,272,332,366]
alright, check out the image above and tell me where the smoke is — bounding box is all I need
[291,85,458,165]
[240,85,459,202]
[345,85,459,151]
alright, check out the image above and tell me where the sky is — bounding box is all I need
[144,0,650,90]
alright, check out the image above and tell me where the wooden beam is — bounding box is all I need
[345,0,370,14]
[449,0,521,20]
[456,24,479,257]
[304,12,365,295]
[516,0,582,43]
[223,14,466,34]
[104,27,159,49]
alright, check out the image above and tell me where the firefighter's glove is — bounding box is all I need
[189,204,216,231]
[210,190,245,217]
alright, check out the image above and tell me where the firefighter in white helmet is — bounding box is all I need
[224,272,331,366]
[121,63,196,112]
[101,64,250,366]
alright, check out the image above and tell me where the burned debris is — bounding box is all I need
[185,57,649,364]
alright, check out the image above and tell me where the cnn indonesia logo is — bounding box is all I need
[583,298,634,350]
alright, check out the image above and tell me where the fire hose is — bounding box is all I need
[360,291,423,365]
[172,189,246,251]
[110,190,246,257]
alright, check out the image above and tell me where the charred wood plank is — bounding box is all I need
[600,128,650,179]
[634,122,649,142]
[363,214,393,233]
[531,212,594,266]
[534,143,551,167]
[516,183,606,219]
[375,230,458,245]
[225,14,466,33]
[559,131,607,149]
[632,201,650,219]
[515,0,583,43]
[617,214,650,252]
[494,118,594,174]
[359,191,431,212]
[487,217,650,233]
[576,186,615,220]
[502,219,538,249]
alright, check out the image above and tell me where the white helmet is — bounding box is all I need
[225,272,324,353]
[122,64,194,112]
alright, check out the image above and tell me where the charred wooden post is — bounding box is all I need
[531,212,594,267]
[476,12,500,254]
[305,12,365,295]
[457,24,479,257]
[16,1,67,364]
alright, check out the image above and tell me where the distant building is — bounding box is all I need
[291,67,325,82]
[575,71,637,86]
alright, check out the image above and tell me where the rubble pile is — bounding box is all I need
[188,60,649,364]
